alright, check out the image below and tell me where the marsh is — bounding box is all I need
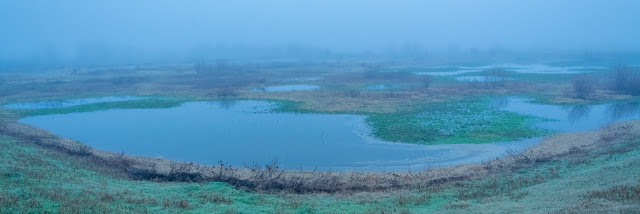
[1,1,640,213]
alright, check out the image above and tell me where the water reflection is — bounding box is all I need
[500,98,640,132]
[14,97,640,171]
[214,99,238,110]
[567,105,590,123]
[606,102,640,120]
[20,100,537,171]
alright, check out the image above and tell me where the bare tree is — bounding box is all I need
[482,68,509,88]
[610,63,640,95]
[572,73,594,99]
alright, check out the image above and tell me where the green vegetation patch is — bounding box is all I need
[366,98,550,144]
[13,97,190,118]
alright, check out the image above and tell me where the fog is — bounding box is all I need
[1,0,639,65]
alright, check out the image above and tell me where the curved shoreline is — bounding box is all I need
[1,119,638,193]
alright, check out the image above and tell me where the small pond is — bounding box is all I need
[14,98,640,171]
[415,69,483,76]
[2,96,148,109]
[419,64,608,75]
[252,85,320,92]
[499,98,640,132]
[496,64,608,74]
[365,83,407,90]
[455,76,515,82]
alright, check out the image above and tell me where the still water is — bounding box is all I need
[16,98,640,171]
[498,98,640,132]
[252,85,320,92]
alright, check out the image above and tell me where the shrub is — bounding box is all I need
[610,64,640,95]
[572,73,594,99]
[482,68,510,88]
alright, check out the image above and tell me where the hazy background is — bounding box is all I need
[1,0,639,65]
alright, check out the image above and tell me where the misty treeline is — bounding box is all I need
[573,64,640,99]
[361,63,432,88]
[191,60,267,97]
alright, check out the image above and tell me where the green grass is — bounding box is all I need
[366,98,550,144]
[15,97,187,118]
[2,129,640,213]
[273,96,550,145]
[0,135,348,213]
[0,133,458,213]
[447,139,640,213]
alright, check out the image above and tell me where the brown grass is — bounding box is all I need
[1,117,638,194]
[588,183,640,202]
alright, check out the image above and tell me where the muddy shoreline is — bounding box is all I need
[1,119,638,194]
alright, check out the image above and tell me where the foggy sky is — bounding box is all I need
[1,0,639,64]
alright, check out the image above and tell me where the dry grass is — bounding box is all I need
[588,183,640,202]
[2,115,639,195]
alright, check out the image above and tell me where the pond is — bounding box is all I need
[415,69,483,76]
[455,76,515,82]
[365,83,407,90]
[15,98,640,171]
[418,64,608,75]
[2,96,148,109]
[252,85,320,92]
[495,64,607,74]
[499,98,640,132]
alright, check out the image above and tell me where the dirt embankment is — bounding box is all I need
[1,120,638,194]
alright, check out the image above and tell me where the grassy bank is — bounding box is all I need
[13,97,187,118]
[2,124,640,213]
